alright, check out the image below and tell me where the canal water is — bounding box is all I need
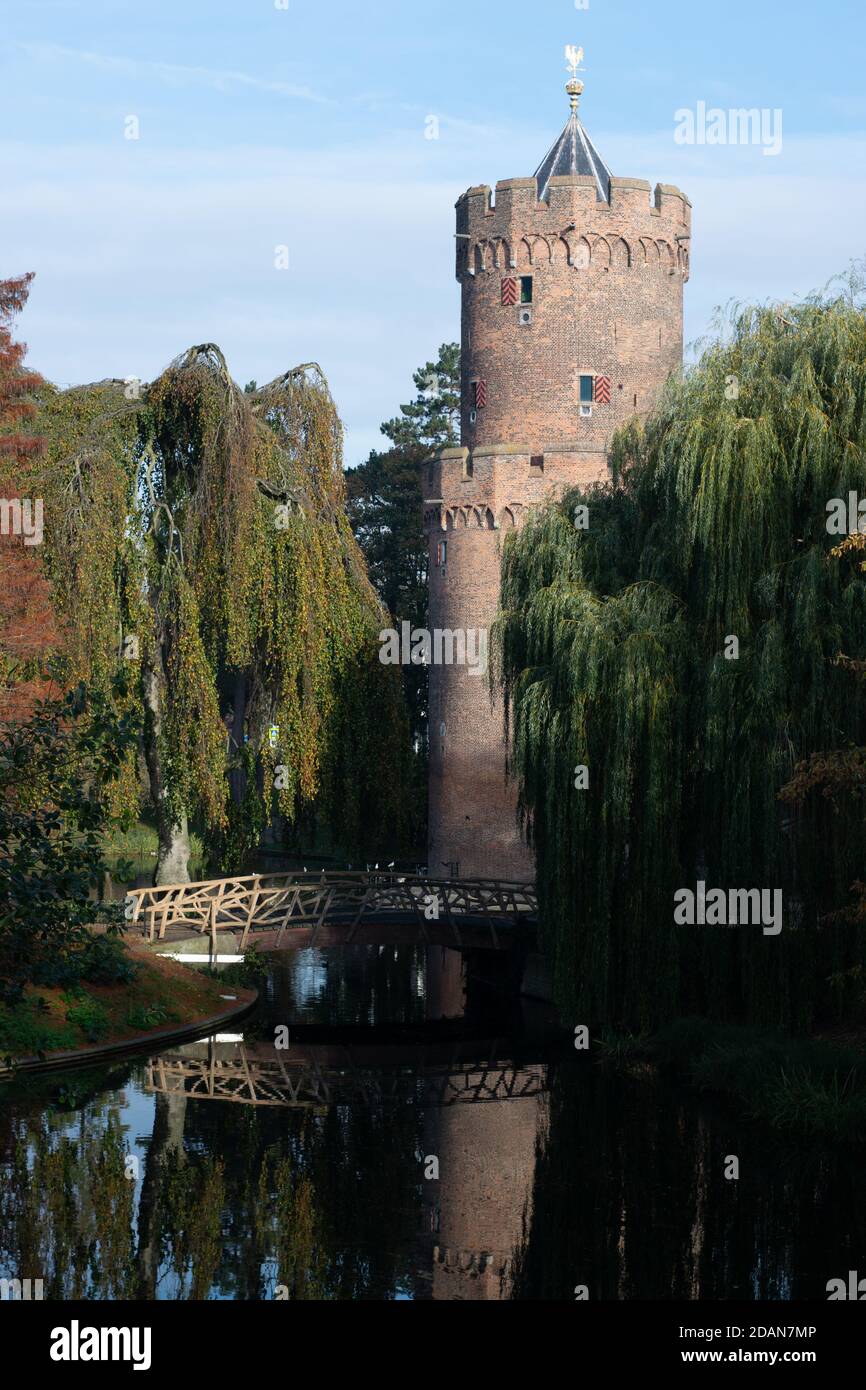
[0,945,861,1301]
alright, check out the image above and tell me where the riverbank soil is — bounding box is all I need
[0,936,255,1068]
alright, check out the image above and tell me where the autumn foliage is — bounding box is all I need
[0,273,60,722]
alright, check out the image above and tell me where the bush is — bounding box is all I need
[64,994,110,1043]
[206,944,269,988]
[0,1001,76,1058]
[652,1017,866,1142]
[0,680,139,1003]
[31,931,137,991]
[126,1003,172,1030]
[79,933,137,985]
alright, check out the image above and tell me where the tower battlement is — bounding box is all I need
[457,177,690,282]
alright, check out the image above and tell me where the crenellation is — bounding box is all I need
[546,172,600,206]
[654,182,692,227]
[608,176,653,218]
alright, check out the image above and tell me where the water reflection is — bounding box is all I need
[0,945,860,1300]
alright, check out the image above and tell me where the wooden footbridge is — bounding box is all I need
[126,870,537,954]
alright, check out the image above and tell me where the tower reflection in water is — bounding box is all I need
[143,945,549,1301]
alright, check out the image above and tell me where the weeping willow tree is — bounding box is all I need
[33,346,411,882]
[496,268,866,1031]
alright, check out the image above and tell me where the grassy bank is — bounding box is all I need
[0,938,249,1068]
[597,1017,866,1143]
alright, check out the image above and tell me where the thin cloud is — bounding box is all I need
[16,42,328,104]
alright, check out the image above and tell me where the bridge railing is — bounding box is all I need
[125,870,537,949]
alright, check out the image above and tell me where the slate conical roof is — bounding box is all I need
[534,84,612,204]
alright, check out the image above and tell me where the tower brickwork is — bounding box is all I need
[425,78,690,882]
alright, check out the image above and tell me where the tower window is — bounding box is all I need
[436,540,447,568]
[462,455,473,479]
[579,374,594,404]
[520,276,533,304]
[530,454,544,471]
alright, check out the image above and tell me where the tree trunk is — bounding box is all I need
[156,814,192,886]
[142,652,191,886]
[228,669,247,806]
[135,1087,187,1298]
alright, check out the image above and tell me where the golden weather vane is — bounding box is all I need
[564,44,585,113]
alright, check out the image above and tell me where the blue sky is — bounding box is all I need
[3,0,865,465]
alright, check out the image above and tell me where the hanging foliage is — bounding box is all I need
[33,346,410,882]
[496,270,866,1031]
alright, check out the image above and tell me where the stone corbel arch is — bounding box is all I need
[573,236,591,269]
[656,239,675,272]
[589,236,611,269]
[610,236,631,269]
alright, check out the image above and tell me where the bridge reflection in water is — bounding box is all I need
[145,1038,546,1111]
[144,945,550,1301]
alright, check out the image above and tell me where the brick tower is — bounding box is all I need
[424,63,690,881]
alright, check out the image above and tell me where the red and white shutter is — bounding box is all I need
[594,375,611,405]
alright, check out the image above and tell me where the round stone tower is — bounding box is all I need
[425,67,690,882]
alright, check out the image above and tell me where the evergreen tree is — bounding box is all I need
[379,342,460,453]
[346,344,459,850]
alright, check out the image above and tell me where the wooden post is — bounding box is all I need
[309,885,335,948]
[239,876,261,951]
[347,886,372,943]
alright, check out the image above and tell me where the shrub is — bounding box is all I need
[126,1003,171,1030]
[64,994,110,1043]
[0,1001,76,1058]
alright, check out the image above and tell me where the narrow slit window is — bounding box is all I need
[436,540,447,568]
